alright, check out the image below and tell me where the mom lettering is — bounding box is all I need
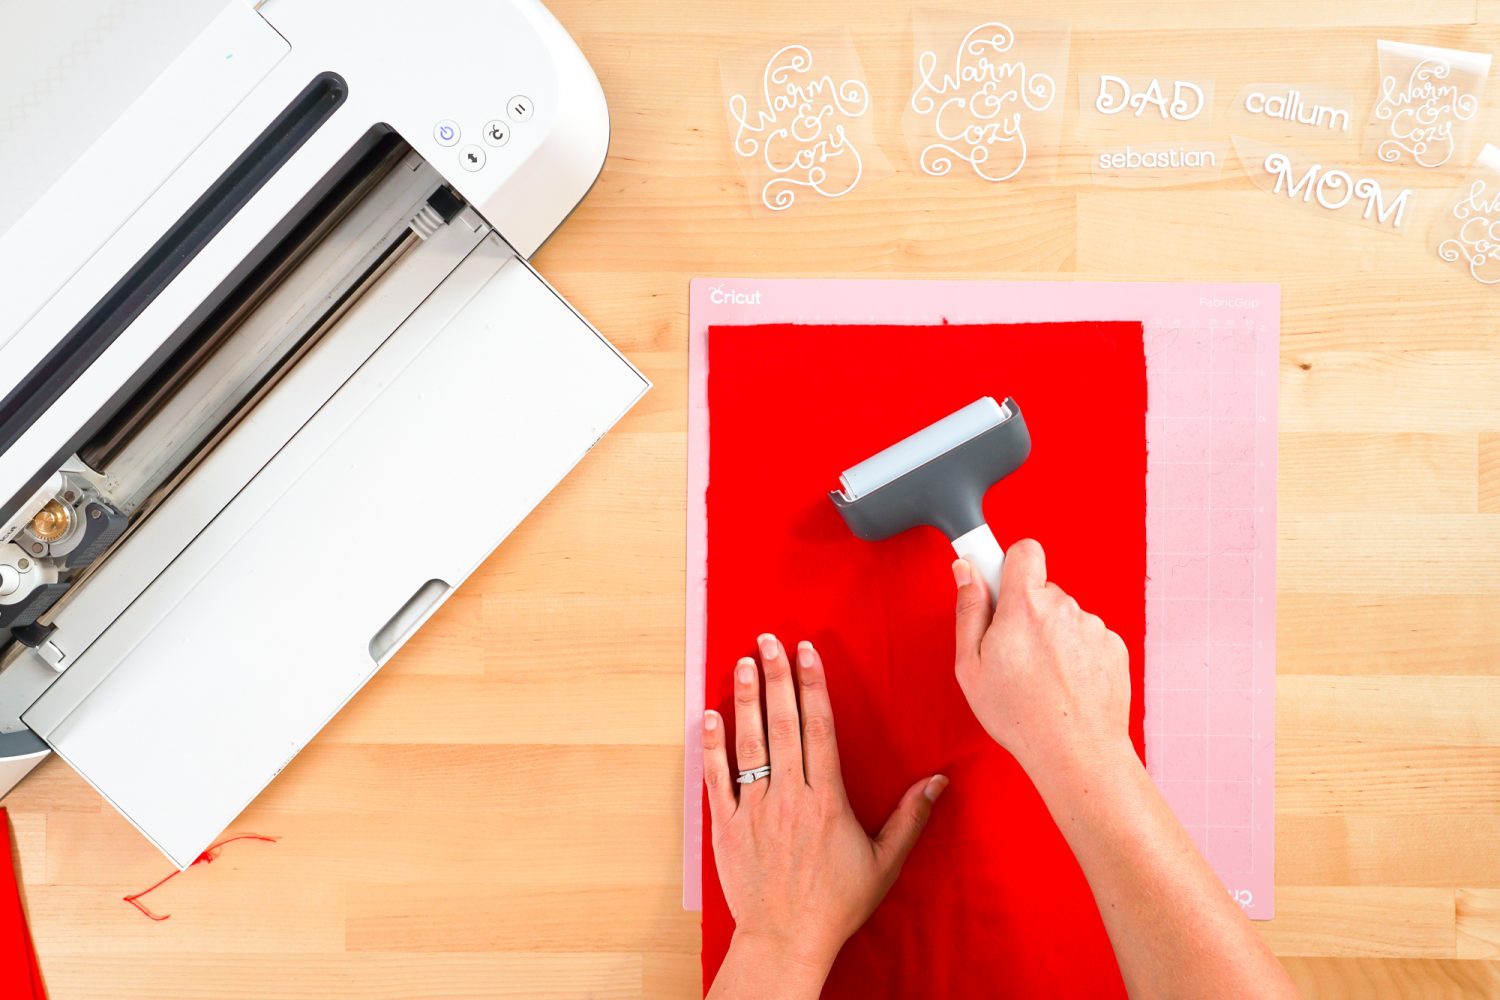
[1264,152,1412,228]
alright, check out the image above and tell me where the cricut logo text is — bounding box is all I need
[710,286,763,306]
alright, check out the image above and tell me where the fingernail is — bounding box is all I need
[952,560,971,587]
[923,774,949,802]
[757,634,778,659]
[797,641,815,669]
[704,711,719,731]
[735,658,755,685]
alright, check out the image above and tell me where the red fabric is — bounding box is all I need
[0,808,46,999]
[703,322,1147,997]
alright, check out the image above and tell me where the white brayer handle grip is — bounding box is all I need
[950,523,1003,608]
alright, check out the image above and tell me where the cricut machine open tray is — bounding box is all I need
[0,0,647,867]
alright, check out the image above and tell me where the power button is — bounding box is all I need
[433,119,461,147]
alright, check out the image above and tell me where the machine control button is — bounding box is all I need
[506,96,534,122]
[482,119,511,146]
[458,144,486,171]
[433,120,461,146]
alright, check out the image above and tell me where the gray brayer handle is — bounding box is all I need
[828,397,1031,601]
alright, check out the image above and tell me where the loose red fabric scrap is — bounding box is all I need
[0,807,46,999]
[123,833,279,921]
[703,322,1147,998]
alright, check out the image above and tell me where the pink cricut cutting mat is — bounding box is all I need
[684,278,1280,920]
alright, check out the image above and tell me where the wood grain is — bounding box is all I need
[10,1,1500,996]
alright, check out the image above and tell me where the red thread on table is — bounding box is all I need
[122,834,278,921]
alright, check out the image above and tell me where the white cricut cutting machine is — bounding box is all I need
[0,0,646,866]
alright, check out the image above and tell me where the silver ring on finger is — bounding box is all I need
[735,765,771,785]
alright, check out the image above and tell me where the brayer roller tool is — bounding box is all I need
[828,397,1031,605]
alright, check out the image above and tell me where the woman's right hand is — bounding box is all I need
[953,539,1301,1000]
[952,539,1134,789]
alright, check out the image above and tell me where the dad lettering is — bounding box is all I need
[1095,75,1205,121]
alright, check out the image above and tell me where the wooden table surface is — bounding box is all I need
[12,2,1500,997]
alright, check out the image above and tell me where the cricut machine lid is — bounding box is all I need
[0,0,638,867]
[0,0,225,237]
[22,246,646,868]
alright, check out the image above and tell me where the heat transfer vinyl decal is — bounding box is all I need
[904,13,1070,183]
[721,31,884,212]
[1434,144,1500,285]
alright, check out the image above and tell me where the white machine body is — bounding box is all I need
[0,0,646,867]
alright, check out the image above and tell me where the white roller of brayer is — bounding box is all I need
[837,398,1012,499]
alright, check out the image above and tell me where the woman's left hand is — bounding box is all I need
[703,635,947,996]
